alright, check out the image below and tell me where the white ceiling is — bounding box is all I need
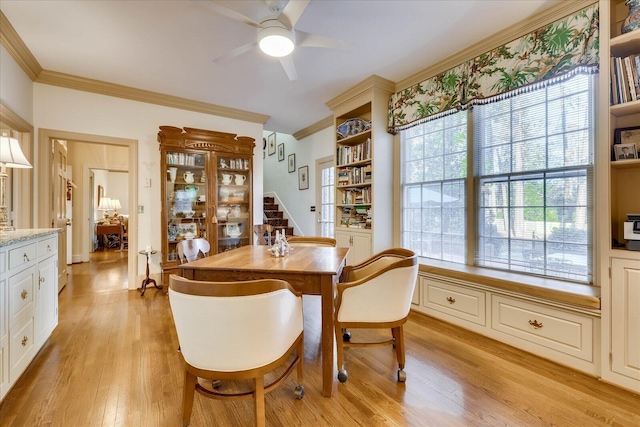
[1,0,559,135]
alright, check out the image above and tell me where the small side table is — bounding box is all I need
[138,250,161,296]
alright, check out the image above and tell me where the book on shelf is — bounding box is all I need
[336,138,371,166]
[611,53,640,105]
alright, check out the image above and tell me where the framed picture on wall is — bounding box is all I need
[97,185,104,206]
[298,165,309,190]
[288,153,296,173]
[278,143,284,161]
[268,132,276,156]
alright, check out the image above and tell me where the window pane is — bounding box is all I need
[476,74,593,283]
[401,111,467,263]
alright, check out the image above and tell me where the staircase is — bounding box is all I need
[263,196,294,237]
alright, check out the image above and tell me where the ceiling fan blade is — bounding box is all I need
[280,0,310,29]
[296,30,353,50]
[206,1,261,28]
[212,42,257,63]
[279,56,298,81]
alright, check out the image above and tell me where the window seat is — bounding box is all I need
[418,258,600,310]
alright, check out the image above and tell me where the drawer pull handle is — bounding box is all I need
[23,253,30,262]
[40,276,46,283]
[22,336,28,347]
[446,297,456,304]
[528,319,543,329]
[47,244,51,251]
[21,289,28,300]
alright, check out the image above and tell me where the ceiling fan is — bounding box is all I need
[206,0,352,80]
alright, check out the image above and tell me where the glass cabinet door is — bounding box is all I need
[165,151,208,261]
[215,155,251,253]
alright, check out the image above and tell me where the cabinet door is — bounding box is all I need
[36,256,58,347]
[611,258,640,381]
[164,150,209,263]
[0,278,6,401]
[215,155,252,253]
[335,230,371,265]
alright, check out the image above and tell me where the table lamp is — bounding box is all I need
[0,135,33,231]
[98,196,112,219]
[110,198,122,218]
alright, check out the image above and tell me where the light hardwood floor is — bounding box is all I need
[0,250,638,426]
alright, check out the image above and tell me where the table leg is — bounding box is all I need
[320,275,335,397]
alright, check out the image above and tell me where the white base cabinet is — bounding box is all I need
[609,258,640,387]
[0,231,59,402]
[335,229,372,265]
[413,273,600,377]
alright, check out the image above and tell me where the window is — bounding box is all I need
[401,74,594,283]
[401,111,467,263]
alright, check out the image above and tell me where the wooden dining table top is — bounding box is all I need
[180,244,349,276]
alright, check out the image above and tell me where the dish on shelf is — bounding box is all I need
[337,118,371,139]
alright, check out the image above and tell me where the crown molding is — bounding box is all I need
[0,11,42,81]
[292,115,333,140]
[325,75,395,110]
[0,103,33,133]
[1,10,269,125]
[35,70,269,124]
[395,0,598,92]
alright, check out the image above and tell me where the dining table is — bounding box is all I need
[178,244,349,397]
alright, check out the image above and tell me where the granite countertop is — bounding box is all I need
[0,228,62,247]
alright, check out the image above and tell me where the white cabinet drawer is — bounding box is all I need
[8,243,36,271]
[491,295,593,361]
[423,278,486,326]
[9,314,35,383]
[37,236,57,259]
[9,267,36,329]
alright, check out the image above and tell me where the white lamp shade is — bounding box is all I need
[98,197,112,210]
[0,136,32,168]
[258,21,295,57]
[110,199,122,210]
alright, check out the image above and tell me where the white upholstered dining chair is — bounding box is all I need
[169,275,305,427]
[286,236,337,247]
[334,248,418,383]
[176,238,210,263]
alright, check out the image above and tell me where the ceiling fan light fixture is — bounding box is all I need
[258,23,295,57]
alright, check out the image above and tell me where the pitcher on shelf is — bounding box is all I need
[183,171,195,183]
[167,167,178,182]
[234,174,246,185]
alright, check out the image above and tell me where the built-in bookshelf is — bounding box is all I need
[326,75,394,265]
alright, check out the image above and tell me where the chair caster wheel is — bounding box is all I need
[338,369,348,383]
[294,385,305,399]
[342,332,351,342]
[212,380,222,388]
[397,369,406,382]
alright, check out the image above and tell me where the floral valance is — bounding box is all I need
[388,4,599,134]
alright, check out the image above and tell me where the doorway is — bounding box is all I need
[315,156,335,237]
[38,129,138,291]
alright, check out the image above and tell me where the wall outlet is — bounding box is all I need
[144,178,151,187]
[138,205,144,213]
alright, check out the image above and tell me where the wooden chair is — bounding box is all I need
[334,248,418,383]
[169,275,305,427]
[118,215,128,250]
[286,236,336,247]
[253,224,274,245]
[176,238,210,263]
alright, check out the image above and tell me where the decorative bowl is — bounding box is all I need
[337,118,371,139]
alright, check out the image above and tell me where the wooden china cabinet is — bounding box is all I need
[157,126,255,286]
